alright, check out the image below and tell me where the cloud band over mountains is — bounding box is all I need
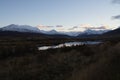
[68,25,108,32]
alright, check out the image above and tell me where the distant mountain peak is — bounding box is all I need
[0,24,111,37]
[0,24,41,33]
[9,24,17,26]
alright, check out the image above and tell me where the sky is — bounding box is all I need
[0,0,120,31]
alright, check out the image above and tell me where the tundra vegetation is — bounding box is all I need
[0,37,120,80]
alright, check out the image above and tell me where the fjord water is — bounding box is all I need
[38,41,102,50]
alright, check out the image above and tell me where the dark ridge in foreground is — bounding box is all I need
[0,31,70,38]
[103,27,120,36]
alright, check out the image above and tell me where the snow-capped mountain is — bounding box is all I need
[77,29,110,37]
[40,30,61,35]
[0,24,110,37]
[59,29,110,36]
[0,24,63,35]
[59,31,80,36]
[0,24,41,33]
[81,29,110,35]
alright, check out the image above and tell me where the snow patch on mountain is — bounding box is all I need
[59,31,80,36]
[0,24,41,33]
[0,24,110,36]
[82,29,109,35]
[41,30,61,35]
[59,29,110,36]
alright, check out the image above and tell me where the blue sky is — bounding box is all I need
[0,0,120,30]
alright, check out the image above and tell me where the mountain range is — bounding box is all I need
[0,24,110,37]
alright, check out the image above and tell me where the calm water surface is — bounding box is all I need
[38,41,102,50]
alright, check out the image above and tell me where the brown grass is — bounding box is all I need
[0,41,120,80]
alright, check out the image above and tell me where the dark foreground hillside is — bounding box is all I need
[0,41,120,80]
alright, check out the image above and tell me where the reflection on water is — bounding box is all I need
[38,41,102,50]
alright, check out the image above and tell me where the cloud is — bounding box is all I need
[37,25,54,30]
[67,25,108,32]
[37,25,54,28]
[68,26,78,30]
[112,15,120,19]
[112,0,120,20]
[37,25,46,28]
[112,0,120,4]
[47,26,54,28]
[80,24,107,30]
[81,26,107,30]
[56,25,63,27]
[86,26,107,30]
[97,26,108,29]
[73,26,78,28]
